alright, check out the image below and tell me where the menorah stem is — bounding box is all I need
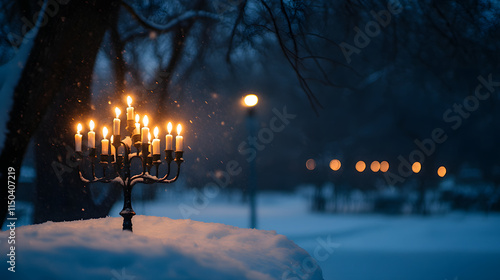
[120,183,135,232]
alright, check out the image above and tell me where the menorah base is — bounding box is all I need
[119,208,136,232]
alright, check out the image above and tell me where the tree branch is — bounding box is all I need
[121,1,218,33]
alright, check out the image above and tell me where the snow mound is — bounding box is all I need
[0,216,323,280]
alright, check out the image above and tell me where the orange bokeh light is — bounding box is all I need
[355,161,366,172]
[412,162,421,173]
[380,161,389,172]
[370,161,380,172]
[306,159,316,171]
[437,166,447,177]
[329,159,341,171]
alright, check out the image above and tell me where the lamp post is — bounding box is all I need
[243,94,258,229]
[75,96,185,232]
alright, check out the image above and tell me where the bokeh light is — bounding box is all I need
[306,159,316,170]
[355,161,366,172]
[380,161,389,172]
[329,159,341,171]
[437,166,447,177]
[412,162,421,173]
[370,161,380,172]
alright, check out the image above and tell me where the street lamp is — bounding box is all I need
[242,93,258,229]
[243,94,258,107]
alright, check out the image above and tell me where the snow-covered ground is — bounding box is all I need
[109,188,500,280]
[0,215,322,280]
[2,187,500,279]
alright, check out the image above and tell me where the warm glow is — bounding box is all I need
[355,161,366,172]
[243,94,258,107]
[77,123,82,134]
[177,124,182,135]
[329,159,341,171]
[148,132,151,142]
[89,120,95,131]
[370,161,380,172]
[437,166,447,177]
[127,96,132,107]
[115,107,121,118]
[154,127,159,139]
[380,161,389,172]
[167,122,173,134]
[143,115,149,127]
[306,159,316,170]
[412,162,421,173]
[135,114,140,123]
[103,127,108,139]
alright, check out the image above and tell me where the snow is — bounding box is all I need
[3,188,500,279]
[110,189,500,280]
[0,215,323,280]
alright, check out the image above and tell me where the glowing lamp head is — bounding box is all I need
[167,122,173,134]
[77,123,82,134]
[135,114,140,123]
[243,94,258,107]
[103,127,108,139]
[154,127,159,139]
[89,120,95,131]
[115,107,121,118]
[177,124,182,135]
[127,96,132,107]
[143,115,149,127]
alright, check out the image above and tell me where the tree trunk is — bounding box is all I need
[0,0,121,226]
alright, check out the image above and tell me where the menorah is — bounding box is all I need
[74,97,185,231]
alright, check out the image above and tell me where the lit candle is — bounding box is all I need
[148,132,152,154]
[88,120,95,149]
[152,127,160,155]
[110,135,116,160]
[134,114,140,135]
[176,124,183,151]
[101,127,109,155]
[141,115,149,144]
[113,107,121,135]
[75,123,82,152]
[166,122,173,150]
[126,96,134,121]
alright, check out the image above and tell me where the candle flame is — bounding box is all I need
[89,120,95,131]
[135,114,140,123]
[167,122,173,134]
[103,127,108,139]
[154,127,159,139]
[110,135,114,142]
[115,107,121,118]
[127,96,132,107]
[177,124,182,135]
[77,123,82,134]
[143,115,149,127]
[148,132,151,142]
